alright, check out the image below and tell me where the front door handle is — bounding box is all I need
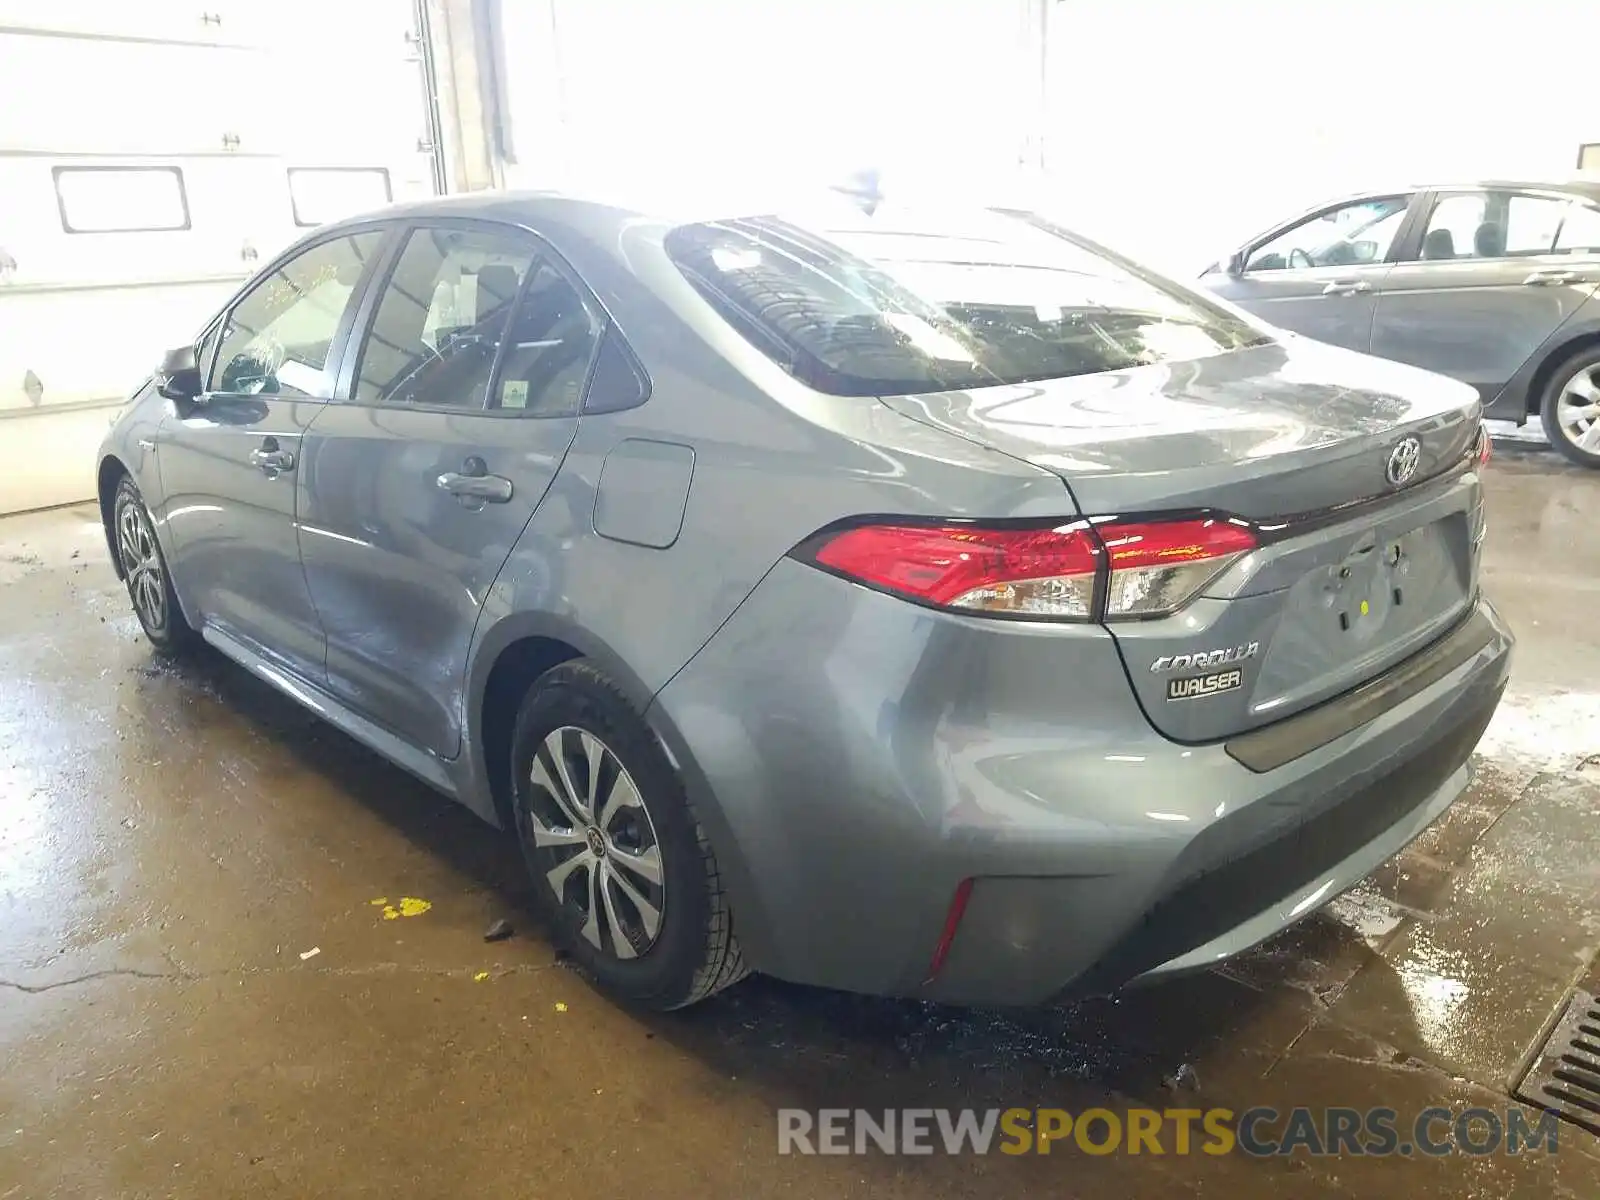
[1322,279,1372,296]
[249,442,295,474]
[1523,270,1580,286]
[437,456,513,504]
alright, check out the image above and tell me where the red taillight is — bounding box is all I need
[812,523,1101,619]
[1097,519,1256,619]
[1477,423,1493,465]
[806,516,1254,622]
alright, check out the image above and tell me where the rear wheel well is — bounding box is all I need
[479,636,582,827]
[97,457,129,575]
[1526,332,1600,413]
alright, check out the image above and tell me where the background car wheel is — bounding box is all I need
[1538,345,1600,468]
[112,477,196,654]
[510,660,747,1010]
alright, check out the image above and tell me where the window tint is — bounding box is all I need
[353,227,535,409]
[1246,197,1409,272]
[489,261,600,415]
[1555,202,1600,254]
[667,205,1266,396]
[1418,191,1568,261]
[213,231,381,396]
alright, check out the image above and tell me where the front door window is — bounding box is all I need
[212,231,382,396]
[1245,197,1411,273]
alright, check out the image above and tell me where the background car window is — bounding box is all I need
[1418,191,1569,261]
[353,227,536,408]
[1554,202,1600,254]
[1504,195,1567,254]
[1244,197,1409,273]
[212,231,381,396]
[488,261,600,415]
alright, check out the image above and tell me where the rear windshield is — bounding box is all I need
[664,204,1270,396]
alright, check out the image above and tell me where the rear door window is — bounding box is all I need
[488,260,602,416]
[351,225,602,414]
[665,204,1267,397]
[1415,190,1571,261]
[1555,201,1600,254]
[353,226,535,409]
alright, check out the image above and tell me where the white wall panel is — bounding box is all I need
[0,0,438,512]
[497,0,1041,202]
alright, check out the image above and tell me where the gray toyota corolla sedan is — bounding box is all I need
[97,189,1511,1010]
[1202,177,1600,466]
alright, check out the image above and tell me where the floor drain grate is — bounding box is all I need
[1514,989,1600,1138]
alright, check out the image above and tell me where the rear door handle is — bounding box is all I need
[437,468,513,504]
[1523,270,1581,286]
[1322,279,1372,296]
[249,444,295,474]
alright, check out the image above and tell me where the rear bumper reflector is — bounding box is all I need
[923,877,975,984]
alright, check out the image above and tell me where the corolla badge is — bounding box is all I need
[1149,642,1259,673]
[1385,435,1422,487]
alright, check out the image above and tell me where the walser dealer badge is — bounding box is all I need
[1151,642,1259,702]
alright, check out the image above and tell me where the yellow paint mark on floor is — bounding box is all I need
[369,897,388,907]
[474,971,490,982]
[554,1002,568,1013]
[378,897,431,921]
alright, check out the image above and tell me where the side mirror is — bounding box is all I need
[1226,249,1248,277]
[156,344,203,402]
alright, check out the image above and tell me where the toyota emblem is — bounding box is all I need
[1385,435,1422,487]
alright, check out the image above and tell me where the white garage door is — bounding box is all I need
[494,0,1041,202]
[0,0,440,514]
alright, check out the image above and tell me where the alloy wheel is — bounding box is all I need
[1554,365,1600,454]
[522,726,665,960]
[117,500,166,632]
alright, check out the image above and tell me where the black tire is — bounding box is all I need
[1538,343,1600,468]
[111,476,197,654]
[509,660,747,1010]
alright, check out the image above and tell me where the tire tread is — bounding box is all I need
[674,800,750,1008]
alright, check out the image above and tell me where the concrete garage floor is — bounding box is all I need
[3,450,1599,1199]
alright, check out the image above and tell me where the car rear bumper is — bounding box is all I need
[650,561,1512,1006]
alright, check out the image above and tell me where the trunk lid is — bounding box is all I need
[879,337,1486,742]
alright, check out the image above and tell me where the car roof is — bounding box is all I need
[1335,175,1600,202]
[321,181,887,234]
[322,189,644,230]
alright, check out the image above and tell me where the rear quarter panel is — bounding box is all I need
[456,201,1079,825]
[1485,296,1600,419]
